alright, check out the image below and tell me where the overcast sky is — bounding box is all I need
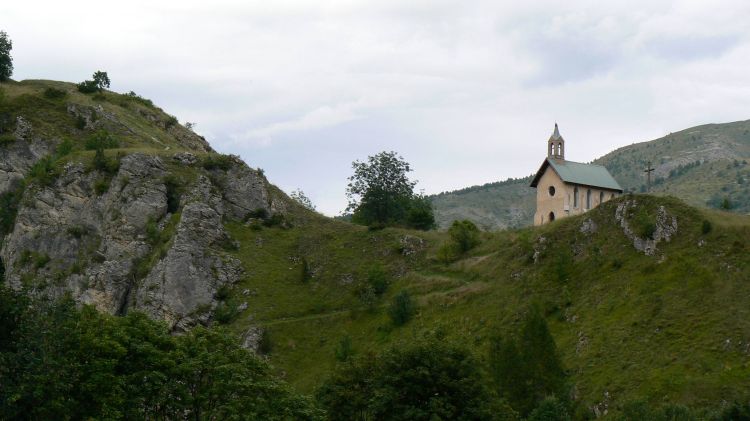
[3,0,750,214]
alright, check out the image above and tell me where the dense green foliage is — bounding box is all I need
[77,71,110,93]
[346,151,435,230]
[388,290,417,326]
[0,31,12,81]
[0,286,322,420]
[490,306,569,416]
[317,338,515,420]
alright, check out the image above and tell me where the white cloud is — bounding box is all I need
[3,0,750,215]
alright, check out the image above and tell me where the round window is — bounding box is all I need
[548,186,556,196]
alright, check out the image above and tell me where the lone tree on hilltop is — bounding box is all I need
[0,31,13,82]
[92,71,110,90]
[77,71,110,93]
[346,151,435,230]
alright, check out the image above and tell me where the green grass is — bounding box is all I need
[222,195,750,415]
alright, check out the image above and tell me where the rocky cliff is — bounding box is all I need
[0,80,289,330]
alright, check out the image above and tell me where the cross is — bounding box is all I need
[644,161,655,193]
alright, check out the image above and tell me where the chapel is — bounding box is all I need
[530,124,623,226]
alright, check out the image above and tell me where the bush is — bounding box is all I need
[448,220,481,253]
[43,87,68,100]
[213,302,239,324]
[124,91,154,108]
[93,178,110,195]
[263,213,286,228]
[366,265,389,296]
[28,156,59,187]
[317,337,512,421]
[164,115,178,129]
[85,130,119,150]
[527,396,571,421]
[405,195,436,230]
[388,290,416,326]
[77,80,99,94]
[163,175,181,213]
[334,335,354,362]
[489,305,568,416]
[436,241,459,264]
[202,154,234,171]
[0,183,23,236]
[702,219,712,234]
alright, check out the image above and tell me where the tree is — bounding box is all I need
[77,71,110,93]
[388,290,416,326]
[527,396,571,421]
[291,188,316,211]
[346,151,434,230]
[0,31,12,82]
[448,220,481,253]
[489,305,568,416]
[317,338,516,421]
[92,71,110,90]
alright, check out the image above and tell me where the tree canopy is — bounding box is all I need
[0,31,13,82]
[345,151,435,230]
[317,337,516,420]
[0,285,322,420]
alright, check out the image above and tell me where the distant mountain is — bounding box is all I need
[431,120,750,229]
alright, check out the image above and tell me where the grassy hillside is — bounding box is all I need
[431,120,750,230]
[0,79,210,154]
[222,195,750,415]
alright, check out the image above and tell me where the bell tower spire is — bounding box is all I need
[547,122,565,160]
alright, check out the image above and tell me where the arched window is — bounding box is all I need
[549,143,554,156]
[599,191,604,204]
[548,185,556,196]
[548,211,555,222]
[573,186,579,207]
[586,189,592,209]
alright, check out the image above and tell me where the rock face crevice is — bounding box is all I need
[614,200,678,256]
[1,151,273,330]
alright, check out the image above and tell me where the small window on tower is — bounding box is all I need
[548,186,556,196]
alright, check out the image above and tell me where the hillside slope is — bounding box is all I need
[228,194,750,415]
[4,78,750,417]
[431,120,750,230]
[0,79,296,330]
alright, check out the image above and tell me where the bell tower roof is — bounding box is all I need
[547,123,565,160]
[549,122,563,141]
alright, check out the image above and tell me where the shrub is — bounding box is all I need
[334,335,354,362]
[74,115,86,130]
[0,133,14,147]
[388,290,416,326]
[28,157,59,187]
[66,226,87,239]
[0,183,22,236]
[366,265,389,296]
[317,338,511,421]
[93,178,110,195]
[245,207,269,221]
[702,219,712,234]
[76,80,99,94]
[448,219,481,253]
[124,91,154,108]
[213,302,239,324]
[90,148,120,176]
[55,138,74,157]
[85,130,119,150]
[300,257,311,283]
[163,175,181,213]
[202,154,234,171]
[42,87,67,100]
[164,115,178,129]
[436,241,459,264]
[263,213,286,227]
[527,396,571,421]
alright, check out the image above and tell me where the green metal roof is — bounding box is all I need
[530,158,623,192]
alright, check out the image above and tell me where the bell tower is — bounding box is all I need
[547,123,565,161]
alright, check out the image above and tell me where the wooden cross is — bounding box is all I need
[644,161,655,192]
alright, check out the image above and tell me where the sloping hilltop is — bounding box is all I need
[431,120,750,230]
[2,79,750,416]
[232,194,750,414]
